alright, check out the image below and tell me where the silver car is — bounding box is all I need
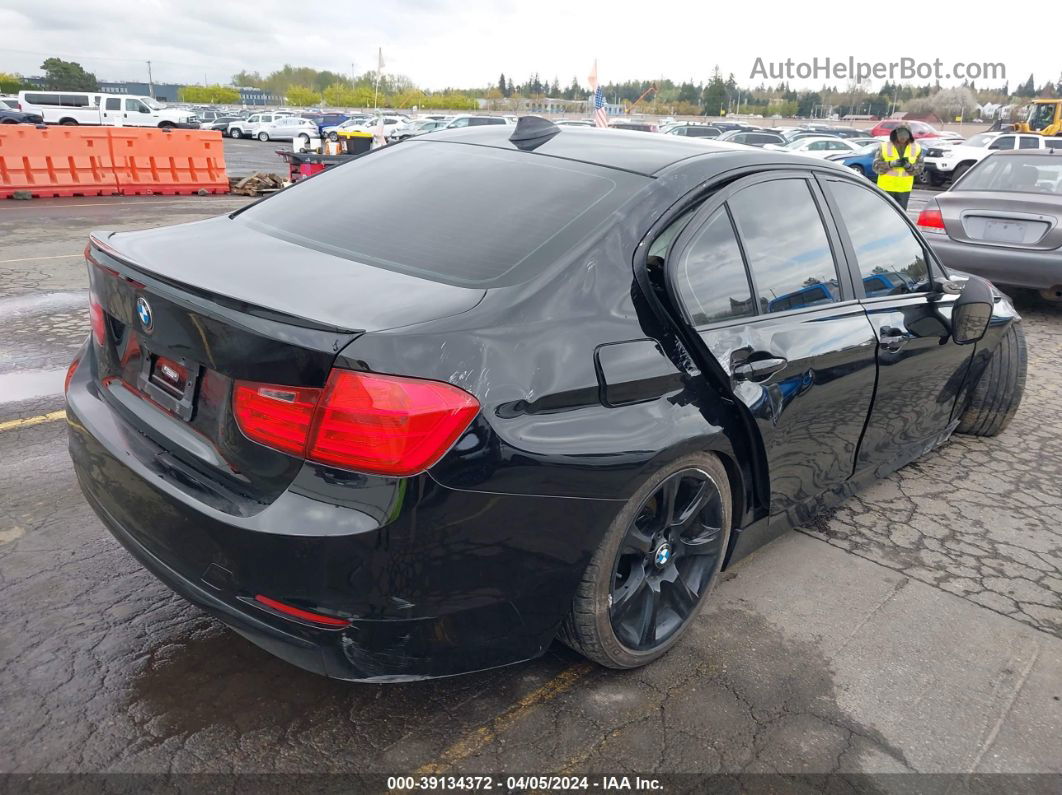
[917,149,1062,303]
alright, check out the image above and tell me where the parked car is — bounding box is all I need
[68,121,1024,681]
[717,130,787,147]
[0,94,20,110]
[917,149,1062,302]
[301,112,350,136]
[227,111,295,139]
[322,116,374,141]
[767,136,862,158]
[868,119,942,140]
[0,107,44,124]
[19,91,199,127]
[824,142,881,178]
[200,115,242,132]
[922,132,1055,186]
[708,121,753,132]
[665,124,722,139]
[257,115,320,143]
[196,109,230,125]
[442,115,508,129]
[390,118,448,141]
[609,119,659,132]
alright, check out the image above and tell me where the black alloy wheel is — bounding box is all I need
[609,468,726,651]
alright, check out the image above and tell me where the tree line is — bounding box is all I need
[3,58,1061,119]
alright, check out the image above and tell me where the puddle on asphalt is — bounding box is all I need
[0,369,68,402]
[0,291,87,316]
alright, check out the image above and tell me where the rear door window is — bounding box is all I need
[671,208,756,326]
[728,179,840,314]
[237,141,647,287]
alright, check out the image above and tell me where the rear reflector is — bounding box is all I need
[89,291,106,346]
[916,206,946,233]
[65,349,83,394]
[254,594,350,627]
[233,369,479,476]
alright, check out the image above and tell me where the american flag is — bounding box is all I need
[588,60,608,128]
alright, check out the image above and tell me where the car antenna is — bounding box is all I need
[509,116,560,151]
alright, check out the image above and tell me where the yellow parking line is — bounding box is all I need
[414,662,593,775]
[0,410,66,432]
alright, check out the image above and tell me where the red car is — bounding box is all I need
[868,119,942,139]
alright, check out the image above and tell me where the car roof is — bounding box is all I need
[415,124,841,177]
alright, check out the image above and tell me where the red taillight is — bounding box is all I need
[65,350,83,394]
[233,382,322,457]
[307,370,480,476]
[233,370,479,476]
[89,291,106,345]
[916,206,946,233]
[254,595,350,627]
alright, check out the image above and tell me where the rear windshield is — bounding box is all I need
[959,156,1062,194]
[237,141,645,287]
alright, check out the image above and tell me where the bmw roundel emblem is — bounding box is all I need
[654,543,672,568]
[136,296,153,332]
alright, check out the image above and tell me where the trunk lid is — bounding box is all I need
[86,221,484,511]
[939,191,1062,250]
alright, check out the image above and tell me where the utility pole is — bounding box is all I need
[146,61,154,99]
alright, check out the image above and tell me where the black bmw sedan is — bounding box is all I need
[66,119,1026,681]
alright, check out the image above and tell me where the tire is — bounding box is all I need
[60,118,78,126]
[258,131,269,142]
[928,173,945,188]
[848,164,866,178]
[328,131,339,142]
[558,453,732,669]
[951,162,972,184]
[297,134,309,147]
[158,121,175,129]
[956,322,1027,437]
[229,128,242,139]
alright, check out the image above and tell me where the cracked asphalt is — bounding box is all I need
[1,193,1060,785]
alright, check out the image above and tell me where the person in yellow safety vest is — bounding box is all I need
[872,125,923,210]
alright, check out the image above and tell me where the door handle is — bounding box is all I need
[733,357,788,381]
[878,326,908,352]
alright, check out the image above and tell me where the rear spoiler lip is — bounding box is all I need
[88,231,365,336]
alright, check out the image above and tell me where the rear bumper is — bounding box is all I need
[67,348,618,681]
[926,235,1062,291]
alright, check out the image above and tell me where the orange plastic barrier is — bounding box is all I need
[109,128,229,195]
[0,126,230,199]
[0,126,119,198]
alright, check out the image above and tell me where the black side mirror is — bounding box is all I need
[951,275,994,345]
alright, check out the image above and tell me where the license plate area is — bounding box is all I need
[136,350,201,420]
[983,219,1027,243]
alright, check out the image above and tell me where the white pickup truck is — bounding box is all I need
[18,91,199,128]
[922,132,1061,186]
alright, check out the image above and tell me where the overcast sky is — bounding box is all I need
[2,0,1059,92]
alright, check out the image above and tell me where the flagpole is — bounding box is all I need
[374,47,381,110]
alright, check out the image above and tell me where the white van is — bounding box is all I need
[18,91,199,128]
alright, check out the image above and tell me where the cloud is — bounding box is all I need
[0,0,1054,92]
